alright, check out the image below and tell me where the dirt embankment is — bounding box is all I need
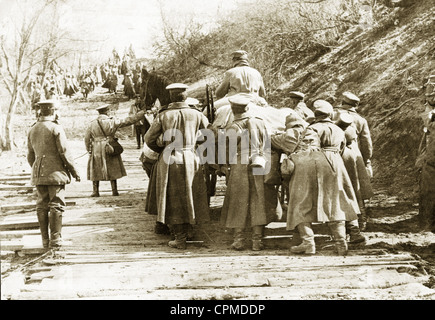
[266,1,434,201]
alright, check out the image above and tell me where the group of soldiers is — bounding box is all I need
[26,50,435,255]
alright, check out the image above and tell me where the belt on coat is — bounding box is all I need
[322,147,340,153]
[93,137,109,142]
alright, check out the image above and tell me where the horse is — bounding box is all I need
[140,68,172,108]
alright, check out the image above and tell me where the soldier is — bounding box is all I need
[288,91,314,122]
[417,74,435,231]
[287,100,360,256]
[27,100,80,249]
[84,104,147,197]
[129,95,147,149]
[123,72,136,100]
[144,83,210,249]
[333,91,373,230]
[336,113,371,245]
[220,95,282,251]
[215,50,267,108]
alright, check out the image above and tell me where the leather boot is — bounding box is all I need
[329,221,348,256]
[290,229,302,247]
[187,224,194,241]
[290,223,316,255]
[230,228,245,251]
[358,206,368,231]
[346,219,366,245]
[49,209,63,249]
[111,180,119,196]
[36,209,50,249]
[252,225,264,251]
[168,224,187,249]
[91,181,100,197]
[154,221,171,235]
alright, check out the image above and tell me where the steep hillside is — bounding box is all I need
[266,1,435,201]
[174,1,434,201]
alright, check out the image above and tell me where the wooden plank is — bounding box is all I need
[0,176,31,182]
[0,221,39,231]
[3,172,31,176]
[0,181,27,186]
[0,229,40,239]
[0,185,33,191]
[45,252,418,266]
[1,201,76,212]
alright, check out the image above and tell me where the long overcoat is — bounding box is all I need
[27,116,79,185]
[342,126,374,207]
[144,102,210,225]
[84,112,145,181]
[286,119,360,230]
[333,107,373,164]
[220,114,282,229]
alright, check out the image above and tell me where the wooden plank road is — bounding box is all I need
[1,140,434,300]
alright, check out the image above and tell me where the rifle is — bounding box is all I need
[206,84,215,124]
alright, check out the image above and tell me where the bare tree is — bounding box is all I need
[0,0,59,151]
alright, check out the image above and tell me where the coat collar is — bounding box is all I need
[233,112,252,121]
[339,105,357,112]
[38,116,56,122]
[313,118,333,124]
[167,102,189,110]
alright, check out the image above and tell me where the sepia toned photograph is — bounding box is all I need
[0,0,434,304]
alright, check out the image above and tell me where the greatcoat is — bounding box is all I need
[342,126,374,207]
[84,111,145,181]
[333,106,373,164]
[28,116,79,186]
[286,119,360,230]
[220,114,282,229]
[144,101,210,225]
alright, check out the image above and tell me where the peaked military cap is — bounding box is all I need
[166,83,189,91]
[285,113,306,129]
[96,104,110,111]
[186,97,199,105]
[289,91,305,100]
[228,95,251,113]
[342,92,360,106]
[37,100,59,110]
[313,99,333,116]
[228,95,251,107]
[338,113,354,126]
[231,50,248,60]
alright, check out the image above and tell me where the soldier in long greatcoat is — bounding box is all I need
[27,100,80,249]
[336,113,371,245]
[220,96,282,251]
[144,83,210,249]
[287,100,360,256]
[332,91,373,230]
[84,104,146,197]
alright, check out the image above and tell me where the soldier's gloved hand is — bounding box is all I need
[366,161,373,178]
[75,175,81,182]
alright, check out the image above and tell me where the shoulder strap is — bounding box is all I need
[96,119,107,138]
